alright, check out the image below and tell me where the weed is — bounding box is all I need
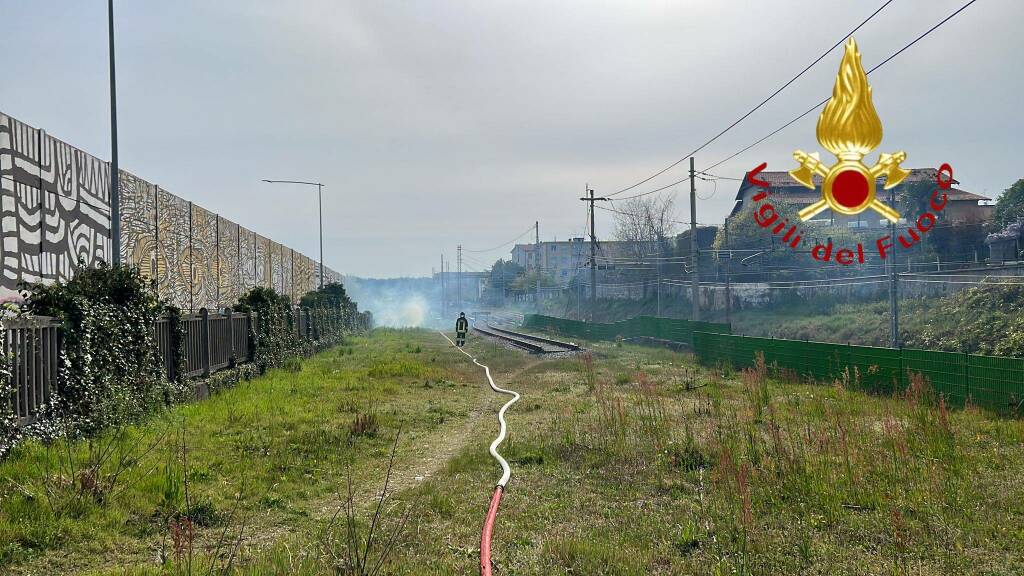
[349,413,379,439]
[282,356,303,373]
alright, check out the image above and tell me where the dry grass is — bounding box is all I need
[4,331,1023,575]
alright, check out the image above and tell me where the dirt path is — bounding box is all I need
[341,351,546,508]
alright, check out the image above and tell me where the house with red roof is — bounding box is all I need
[729,168,992,228]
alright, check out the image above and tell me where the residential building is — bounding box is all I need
[729,168,993,228]
[511,238,589,284]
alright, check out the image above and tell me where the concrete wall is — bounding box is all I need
[0,110,339,309]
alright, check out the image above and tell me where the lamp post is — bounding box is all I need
[261,179,325,288]
[109,0,120,264]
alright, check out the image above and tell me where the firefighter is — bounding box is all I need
[455,312,469,347]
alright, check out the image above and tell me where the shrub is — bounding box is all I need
[236,287,297,373]
[21,263,169,437]
[0,307,18,456]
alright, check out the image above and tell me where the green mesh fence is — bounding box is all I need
[523,314,1024,413]
[692,332,1022,413]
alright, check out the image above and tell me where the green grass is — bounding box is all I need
[0,329,499,574]
[385,339,1024,575]
[2,329,1023,574]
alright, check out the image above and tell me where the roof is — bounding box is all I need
[730,168,989,215]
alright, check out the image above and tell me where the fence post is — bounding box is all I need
[200,307,211,377]
[963,351,970,406]
[225,307,235,365]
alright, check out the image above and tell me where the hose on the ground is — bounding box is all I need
[439,331,520,575]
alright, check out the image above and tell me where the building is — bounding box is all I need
[433,270,489,303]
[511,238,664,285]
[986,219,1023,263]
[729,168,993,228]
[511,238,589,284]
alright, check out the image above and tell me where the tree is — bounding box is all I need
[613,195,678,260]
[299,281,353,309]
[612,195,678,297]
[488,259,525,288]
[994,178,1024,229]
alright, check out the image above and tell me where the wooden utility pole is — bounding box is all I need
[440,253,445,319]
[457,245,462,312]
[689,157,700,321]
[580,186,609,322]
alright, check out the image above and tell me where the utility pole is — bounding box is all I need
[535,221,541,310]
[888,187,899,348]
[457,245,463,313]
[579,185,609,322]
[656,244,662,317]
[689,157,700,321]
[108,0,121,265]
[724,218,732,325]
[440,254,445,320]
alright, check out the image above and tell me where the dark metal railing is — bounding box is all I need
[2,316,61,427]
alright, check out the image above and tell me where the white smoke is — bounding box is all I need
[344,277,441,328]
[373,293,429,327]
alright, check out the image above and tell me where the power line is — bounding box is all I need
[608,172,716,202]
[464,224,536,253]
[605,0,895,198]
[703,0,981,172]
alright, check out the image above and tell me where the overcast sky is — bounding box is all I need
[2,1,1021,277]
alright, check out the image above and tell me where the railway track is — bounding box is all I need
[471,321,580,353]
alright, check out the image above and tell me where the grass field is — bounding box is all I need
[2,328,1022,575]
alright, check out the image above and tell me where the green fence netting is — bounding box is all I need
[523,314,1024,412]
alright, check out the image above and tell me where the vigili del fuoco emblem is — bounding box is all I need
[790,38,907,222]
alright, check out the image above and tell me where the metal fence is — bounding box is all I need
[524,313,1024,413]
[4,306,362,428]
[693,332,1024,412]
[166,309,256,381]
[2,316,60,427]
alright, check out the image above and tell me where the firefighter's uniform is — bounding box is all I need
[455,313,469,347]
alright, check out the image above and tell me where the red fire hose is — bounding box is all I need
[441,330,520,575]
[480,486,503,576]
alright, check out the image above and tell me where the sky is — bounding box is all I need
[1,0,1021,278]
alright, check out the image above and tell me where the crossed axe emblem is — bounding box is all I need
[790,149,908,222]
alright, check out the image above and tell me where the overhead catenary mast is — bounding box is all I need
[580,185,609,322]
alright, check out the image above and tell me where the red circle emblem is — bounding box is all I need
[831,169,869,209]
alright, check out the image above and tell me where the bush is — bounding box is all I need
[0,306,18,456]
[21,263,171,437]
[236,287,297,374]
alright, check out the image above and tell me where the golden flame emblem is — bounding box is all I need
[791,38,907,222]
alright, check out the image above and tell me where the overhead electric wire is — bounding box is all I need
[702,0,981,172]
[605,0,895,198]
[608,172,717,202]
[464,224,537,254]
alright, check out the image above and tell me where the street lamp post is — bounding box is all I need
[108,0,120,265]
[261,180,325,288]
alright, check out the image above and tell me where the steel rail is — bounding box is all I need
[483,323,581,351]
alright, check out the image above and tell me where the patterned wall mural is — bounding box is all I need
[2,113,112,297]
[1,110,340,309]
